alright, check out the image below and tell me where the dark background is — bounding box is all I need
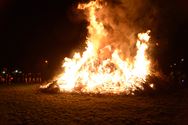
[0,0,187,78]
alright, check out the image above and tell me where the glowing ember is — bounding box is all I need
[41,0,154,94]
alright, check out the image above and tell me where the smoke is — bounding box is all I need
[82,0,158,60]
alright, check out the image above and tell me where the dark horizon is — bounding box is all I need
[0,0,187,76]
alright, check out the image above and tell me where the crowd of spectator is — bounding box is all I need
[0,72,42,84]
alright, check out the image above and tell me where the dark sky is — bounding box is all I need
[0,0,87,72]
[0,0,187,74]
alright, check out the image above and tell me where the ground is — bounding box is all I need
[0,84,188,125]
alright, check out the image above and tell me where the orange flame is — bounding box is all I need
[41,0,153,94]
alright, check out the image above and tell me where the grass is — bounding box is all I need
[0,83,188,125]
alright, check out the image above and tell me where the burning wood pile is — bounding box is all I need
[40,0,156,95]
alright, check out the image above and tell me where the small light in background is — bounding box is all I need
[181,58,184,62]
[15,70,18,73]
[45,60,48,64]
[156,42,159,46]
[2,71,6,74]
[11,77,14,80]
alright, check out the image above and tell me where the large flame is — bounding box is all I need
[41,0,153,94]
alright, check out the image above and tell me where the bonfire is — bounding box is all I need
[40,0,155,94]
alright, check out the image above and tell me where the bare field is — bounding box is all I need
[0,84,188,125]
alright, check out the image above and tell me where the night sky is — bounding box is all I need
[0,0,187,75]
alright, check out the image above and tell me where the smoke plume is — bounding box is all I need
[80,0,158,60]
